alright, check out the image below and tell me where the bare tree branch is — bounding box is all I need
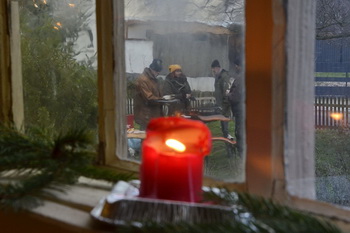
[316,0,350,40]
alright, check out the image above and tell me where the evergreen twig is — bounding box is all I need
[77,165,135,183]
[0,125,133,210]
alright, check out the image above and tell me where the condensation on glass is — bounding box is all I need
[124,0,246,182]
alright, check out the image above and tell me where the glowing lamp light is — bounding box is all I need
[139,117,212,203]
[330,112,343,121]
[54,22,62,30]
[68,3,76,7]
[165,139,186,152]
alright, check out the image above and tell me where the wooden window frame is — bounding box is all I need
[1,0,350,230]
[96,0,350,227]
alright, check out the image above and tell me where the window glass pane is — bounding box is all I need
[15,0,97,138]
[124,0,245,182]
[315,0,350,206]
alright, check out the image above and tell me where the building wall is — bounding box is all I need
[151,32,230,77]
[127,22,240,77]
[125,40,154,74]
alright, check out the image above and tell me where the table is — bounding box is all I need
[154,99,180,116]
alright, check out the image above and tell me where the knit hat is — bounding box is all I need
[168,64,182,73]
[211,59,220,68]
[149,59,163,72]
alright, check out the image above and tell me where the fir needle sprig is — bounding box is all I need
[0,125,134,210]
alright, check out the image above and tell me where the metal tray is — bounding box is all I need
[90,181,235,226]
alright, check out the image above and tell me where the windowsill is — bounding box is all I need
[1,176,350,233]
[0,177,114,232]
[290,196,350,233]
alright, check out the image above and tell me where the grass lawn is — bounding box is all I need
[315,72,348,78]
[204,121,244,182]
[315,128,350,206]
[315,128,350,177]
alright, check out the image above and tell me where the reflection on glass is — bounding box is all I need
[315,0,350,207]
[124,0,245,182]
[17,0,97,137]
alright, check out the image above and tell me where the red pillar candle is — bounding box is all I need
[139,117,212,202]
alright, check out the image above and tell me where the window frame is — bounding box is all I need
[245,0,350,226]
[1,0,350,229]
[96,0,139,172]
[0,0,12,124]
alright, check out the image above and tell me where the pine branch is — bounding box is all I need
[0,126,133,210]
[0,126,51,170]
[77,165,135,183]
[203,188,342,233]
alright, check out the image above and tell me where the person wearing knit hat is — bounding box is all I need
[134,58,163,130]
[149,58,163,72]
[211,59,220,68]
[168,64,182,73]
[162,64,192,116]
[211,59,234,141]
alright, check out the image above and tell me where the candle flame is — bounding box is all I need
[330,112,343,120]
[165,139,186,152]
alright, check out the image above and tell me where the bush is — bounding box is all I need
[20,1,98,136]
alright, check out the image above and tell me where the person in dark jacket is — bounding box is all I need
[162,64,192,116]
[228,61,244,157]
[134,59,163,130]
[211,59,233,139]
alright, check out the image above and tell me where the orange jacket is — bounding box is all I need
[134,68,163,128]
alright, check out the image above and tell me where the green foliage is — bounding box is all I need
[78,166,134,183]
[0,126,134,210]
[314,72,348,78]
[0,125,93,209]
[19,1,98,135]
[229,191,341,233]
